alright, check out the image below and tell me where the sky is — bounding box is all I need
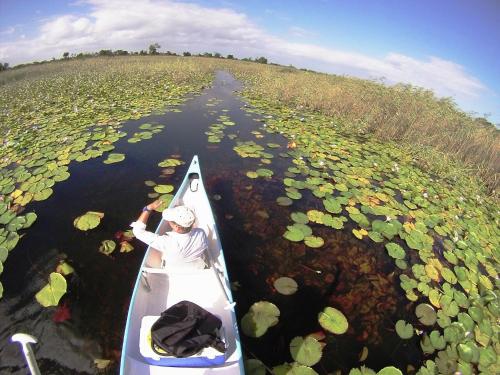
[0,0,499,124]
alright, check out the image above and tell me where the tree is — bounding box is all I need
[202,52,213,57]
[0,62,9,71]
[149,43,161,55]
[255,56,268,64]
[183,52,191,56]
[99,49,113,56]
[114,49,129,55]
[63,52,70,59]
[227,54,234,59]
[214,52,222,58]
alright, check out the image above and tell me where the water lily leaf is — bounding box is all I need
[256,168,273,177]
[307,210,324,224]
[33,187,53,201]
[458,342,479,363]
[368,231,384,243]
[241,301,280,338]
[395,320,413,339]
[120,241,134,253]
[3,232,19,251]
[352,228,368,239]
[287,363,319,375]
[420,333,435,354]
[349,366,376,375]
[56,261,74,276]
[154,184,174,194]
[425,264,440,281]
[385,243,406,260]
[277,196,293,206]
[318,306,348,334]
[244,359,266,375]
[290,335,323,366]
[158,158,184,168]
[22,212,37,229]
[0,247,8,263]
[304,236,324,248]
[99,240,116,255]
[429,330,446,350]
[291,212,309,224]
[74,211,104,231]
[441,267,457,284]
[284,226,305,242]
[35,272,67,307]
[274,277,298,295]
[103,153,125,164]
[144,180,156,187]
[246,171,258,179]
[416,303,436,326]
[377,367,403,375]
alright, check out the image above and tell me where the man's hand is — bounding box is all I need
[147,199,163,211]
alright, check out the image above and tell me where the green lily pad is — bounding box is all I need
[318,306,348,334]
[377,367,403,375]
[395,320,413,339]
[158,158,184,168]
[99,240,116,255]
[103,153,125,164]
[274,277,298,295]
[416,303,437,326]
[291,212,309,224]
[277,196,293,206]
[154,184,174,194]
[241,301,280,338]
[35,272,67,307]
[283,226,305,242]
[244,359,266,375]
[246,171,258,179]
[74,211,104,231]
[304,236,324,248]
[290,335,323,366]
[385,243,406,260]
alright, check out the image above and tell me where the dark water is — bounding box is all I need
[0,72,420,374]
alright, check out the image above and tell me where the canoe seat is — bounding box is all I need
[139,315,226,367]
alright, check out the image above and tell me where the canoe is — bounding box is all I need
[120,155,244,374]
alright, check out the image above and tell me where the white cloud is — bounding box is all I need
[288,26,317,39]
[0,0,487,102]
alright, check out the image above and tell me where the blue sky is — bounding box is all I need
[1,0,498,123]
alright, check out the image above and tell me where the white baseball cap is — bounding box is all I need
[162,206,195,227]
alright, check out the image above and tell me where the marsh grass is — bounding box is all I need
[212,60,499,193]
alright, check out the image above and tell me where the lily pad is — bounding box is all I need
[395,320,413,339]
[416,303,437,326]
[241,301,280,338]
[154,184,174,194]
[103,153,125,164]
[74,211,104,231]
[274,277,298,295]
[290,335,323,366]
[35,272,67,307]
[385,243,406,260]
[318,306,348,334]
[304,236,324,248]
[99,240,116,255]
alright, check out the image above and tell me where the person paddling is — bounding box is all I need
[130,200,208,269]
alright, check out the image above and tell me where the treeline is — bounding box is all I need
[0,43,268,71]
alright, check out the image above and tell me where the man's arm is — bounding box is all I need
[131,200,164,246]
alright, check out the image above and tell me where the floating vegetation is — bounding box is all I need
[318,307,348,334]
[35,272,67,307]
[274,277,298,295]
[73,211,104,231]
[103,153,125,164]
[99,240,116,256]
[241,301,280,338]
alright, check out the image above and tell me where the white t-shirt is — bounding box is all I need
[130,221,208,269]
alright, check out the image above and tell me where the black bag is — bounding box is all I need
[150,300,226,358]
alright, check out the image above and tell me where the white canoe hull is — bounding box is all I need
[120,156,244,374]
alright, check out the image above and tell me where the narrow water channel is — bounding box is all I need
[0,71,420,374]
